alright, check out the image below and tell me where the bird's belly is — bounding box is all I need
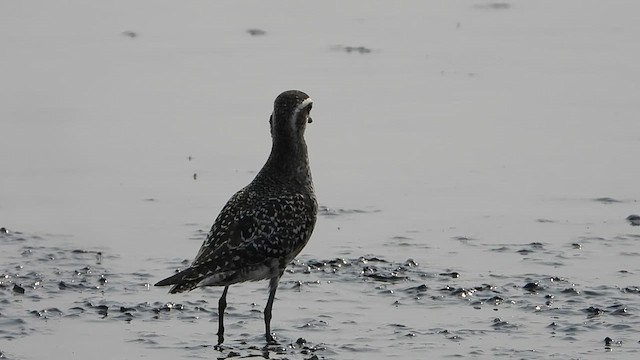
[196,260,281,287]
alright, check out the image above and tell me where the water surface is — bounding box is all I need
[1,1,639,359]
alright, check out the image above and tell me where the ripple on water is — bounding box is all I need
[3,228,640,359]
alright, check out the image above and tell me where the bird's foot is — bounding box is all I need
[266,332,279,345]
[213,343,228,351]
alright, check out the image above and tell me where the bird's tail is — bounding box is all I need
[155,267,202,294]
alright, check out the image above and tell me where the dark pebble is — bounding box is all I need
[611,307,628,316]
[484,296,504,305]
[491,318,513,328]
[450,287,474,297]
[440,272,460,278]
[359,256,387,263]
[405,284,428,294]
[13,284,25,294]
[296,337,306,345]
[363,272,406,282]
[153,302,184,313]
[404,258,419,267]
[95,305,109,316]
[562,287,580,295]
[523,282,543,292]
[585,306,605,317]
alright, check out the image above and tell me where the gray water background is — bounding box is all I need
[1,1,640,359]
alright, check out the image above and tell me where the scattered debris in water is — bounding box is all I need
[122,30,138,38]
[344,46,371,54]
[452,236,475,242]
[626,214,640,226]
[536,218,555,223]
[594,197,623,204]
[318,205,378,217]
[330,45,373,54]
[247,29,266,36]
[2,228,640,358]
[473,3,512,10]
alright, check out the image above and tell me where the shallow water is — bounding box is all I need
[2,1,640,359]
[2,222,640,359]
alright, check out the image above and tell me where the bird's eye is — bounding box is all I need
[306,103,312,112]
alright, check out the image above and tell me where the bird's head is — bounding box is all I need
[270,90,313,140]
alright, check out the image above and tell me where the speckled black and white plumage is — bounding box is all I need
[155,90,317,344]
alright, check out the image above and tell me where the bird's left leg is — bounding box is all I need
[264,271,284,344]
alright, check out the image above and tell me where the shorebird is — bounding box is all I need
[155,90,318,345]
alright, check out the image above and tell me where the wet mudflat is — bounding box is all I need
[2,212,640,359]
[2,1,640,359]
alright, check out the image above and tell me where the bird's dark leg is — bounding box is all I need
[264,274,282,344]
[217,286,229,345]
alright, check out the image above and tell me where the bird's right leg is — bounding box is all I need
[217,286,229,345]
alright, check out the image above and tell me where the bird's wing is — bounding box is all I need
[191,190,294,268]
[154,211,274,292]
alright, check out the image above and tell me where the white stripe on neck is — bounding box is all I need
[289,97,313,130]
